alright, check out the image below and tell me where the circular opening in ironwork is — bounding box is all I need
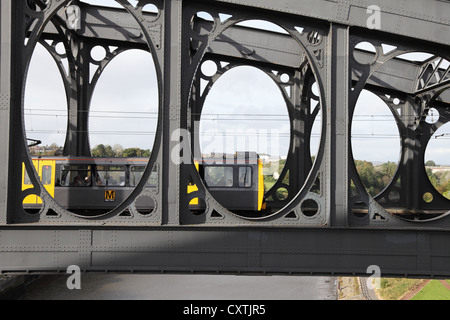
[276,187,289,201]
[91,46,107,62]
[423,192,434,203]
[22,194,43,215]
[198,65,291,217]
[23,2,160,218]
[351,89,401,198]
[142,3,159,14]
[353,51,450,222]
[425,108,440,124]
[301,199,319,217]
[190,18,324,219]
[191,11,214,36]
[425,121,450,201]
[201,60,218,78]
[388,190,400,202]
[353,41,377,65]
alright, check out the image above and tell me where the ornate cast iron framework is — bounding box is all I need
[0,0,450,277]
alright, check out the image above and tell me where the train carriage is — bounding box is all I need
[22,152,265,216]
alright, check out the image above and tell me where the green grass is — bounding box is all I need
[377,278,424,300]
[411,280,450,300]
[264,180,275,192]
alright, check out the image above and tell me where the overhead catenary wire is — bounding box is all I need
[24,107,450,139]
[24,109,415,122]
[25,107,419,118]
[26,128,439,140]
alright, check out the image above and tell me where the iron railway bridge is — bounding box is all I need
[0,0,450,277]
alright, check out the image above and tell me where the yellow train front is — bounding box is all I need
[190,152,265,215]
[22,157,155,215]
[22,152,265,215]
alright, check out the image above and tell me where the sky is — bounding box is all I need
[23,0,450,166]
[199,65,292,159]
[25,43,158,151]
[25,44,68,147]
[351,90,401,164]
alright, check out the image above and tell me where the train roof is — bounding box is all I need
[31,151,260,165]
[194,151,260,165]
[30,157,149,165]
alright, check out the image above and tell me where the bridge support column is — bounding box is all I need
[163,0,183,225]
[329,24,350,227]
[0,1,12,224]
[1,2,27,224]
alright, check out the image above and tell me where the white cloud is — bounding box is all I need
[199,66,291,157]
[25,44,159,150]
[24,43,68,147]
[89,49,158,150]
[425,123,450,166]
[351,90,401,163]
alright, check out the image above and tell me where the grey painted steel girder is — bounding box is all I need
[214,0,450,47]
[42,6,450,101]
[0,0,450,277]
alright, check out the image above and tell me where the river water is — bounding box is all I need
[20,274,337,300]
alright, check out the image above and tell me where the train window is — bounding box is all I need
[96,165,126,187]
[130,166,142,186]
[95,167,107,186]
[24,170,32,185]
[109,166,126,187]
[130,166,157,187]
[60,165,92,187]
[204,166,233,187]
[41,165,52,185]
[239,167,252,187]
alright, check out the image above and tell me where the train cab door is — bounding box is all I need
[38,160,55,201]
[22,160,38,204]
[22,159,55,204]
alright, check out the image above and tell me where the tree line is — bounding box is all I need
[425,161,450,199]
[262,158,399,197]
[29,143,63,156]
[29,143,151,158]
[354,160,398,197]
[263,158,449,200]
[356,159,450,200]
[91,144,151,158]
